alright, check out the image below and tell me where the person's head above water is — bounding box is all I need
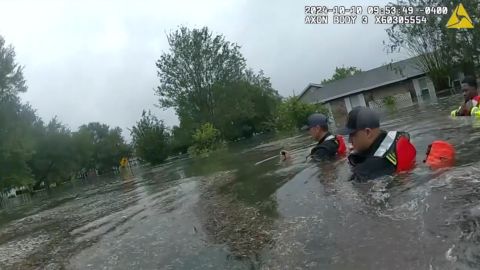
[337,106,381,152]
[462,76,478,102]
[302,113,329,141]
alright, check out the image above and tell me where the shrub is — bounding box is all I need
[275,96,329,131]
[188,123,225,157]
[382,96,396,110]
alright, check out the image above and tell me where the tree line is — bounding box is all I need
[0,36,131,191]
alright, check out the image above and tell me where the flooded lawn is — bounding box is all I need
[2,97,480,269]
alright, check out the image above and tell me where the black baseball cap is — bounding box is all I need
[337,106,380,135]
[301,113,329,130]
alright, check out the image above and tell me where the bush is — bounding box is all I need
[275,96,329,131]
[382,96,396,110]
[188,123,225,157]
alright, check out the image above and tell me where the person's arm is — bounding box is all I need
[458,102,471,116]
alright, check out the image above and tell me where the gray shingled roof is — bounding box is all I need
[303,57,425,103]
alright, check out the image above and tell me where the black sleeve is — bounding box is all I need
[310,141,338,161]
[350,157,396,182]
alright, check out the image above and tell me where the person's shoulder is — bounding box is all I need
[319,139,338,152]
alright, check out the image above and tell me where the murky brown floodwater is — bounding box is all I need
[2,95,480,270]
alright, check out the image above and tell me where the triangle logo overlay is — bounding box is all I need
[446,3,474,29]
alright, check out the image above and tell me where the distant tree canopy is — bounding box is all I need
[321,66,362,85]
[156,26,281,146]
[385,0,480,89]
[0,35,131,190]
[76,123,131,174]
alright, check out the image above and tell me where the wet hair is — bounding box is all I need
[462,76,478,89]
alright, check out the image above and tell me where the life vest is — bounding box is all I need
[451,95,480,116]
[324,134,347,156]
[373,131,416,172]
[424,140,455,169]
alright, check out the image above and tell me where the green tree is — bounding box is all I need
[244,70,282,132]
[0,36,27,99]
[211,70,281,140]
[131,110,170,165]
[71,128,96,172]
[29,118,77,188]
[385,0,480,89]
[156,27,280,143]
[77,123,130,174]
[0,37,38,189]
[276,96,329,131]
[0,98,40,189]
[156,26,246,125]
[321,66,362,84]
[96,126,130,173]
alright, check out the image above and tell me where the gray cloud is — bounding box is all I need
[0,0,405,139]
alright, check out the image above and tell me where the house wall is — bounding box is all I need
[344,93,367,112]
[412,76,437,103]
[364,80,414,101]
[299,86,322,104]
[364,80,417,110]
[327,98,348,128]
[325,103,336,127]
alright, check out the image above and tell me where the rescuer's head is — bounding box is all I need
[303,113,329,141]
[338,107,381,152]
[462,76,478,102]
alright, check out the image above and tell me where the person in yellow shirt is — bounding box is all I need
[120,157,129,168]
[451,76,480,117]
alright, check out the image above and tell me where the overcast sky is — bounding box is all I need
[0,0,406,139]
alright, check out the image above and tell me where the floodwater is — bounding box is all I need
[2,96,480,269]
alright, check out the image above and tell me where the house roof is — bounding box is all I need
[298,83,322,99]
[301,57,426,103]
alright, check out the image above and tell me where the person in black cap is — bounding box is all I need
[337,106,417,182]
[281,113,346,161]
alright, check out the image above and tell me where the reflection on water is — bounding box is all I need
[3,97,480,269]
